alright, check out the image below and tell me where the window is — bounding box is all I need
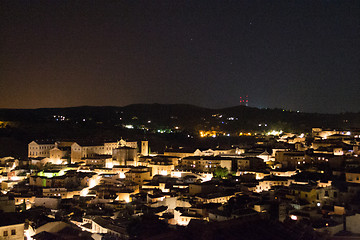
[11,229,16,235]
[3,231,8,237]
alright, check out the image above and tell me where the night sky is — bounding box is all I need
[1,0,359,113]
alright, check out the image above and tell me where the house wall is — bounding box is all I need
[346,172,360,184]
[346,214,360,233]
[28,141,55,158]
[0,223,24,240]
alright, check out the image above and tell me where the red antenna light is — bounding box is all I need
[240,95,249,106]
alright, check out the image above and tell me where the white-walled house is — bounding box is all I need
[0,213,24,240]
[28,141,55,158]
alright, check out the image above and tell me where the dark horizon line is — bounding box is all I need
[0,103,359,115]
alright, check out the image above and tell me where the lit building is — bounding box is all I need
[237,157,266,171]
[42,187,81,199]
[71,142,107,162]
[28,140,55,158]
[0,213,24,240]
[346,170,360,184]
[112,146,138,166]
[275,151,306,168]
[255,176,293,192]
[195,192,237,204]
[312,128,352,139]
[0,195,15,213]
[141,140,149,156]
[125,167,151,185]
[84,155,113,168]
[149,162,174,176]
[164,147,234,159]
[180,156,233,172]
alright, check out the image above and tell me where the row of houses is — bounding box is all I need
[28,139,149,164]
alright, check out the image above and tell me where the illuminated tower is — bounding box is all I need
[141,141,149,156]
[240,95,249,106]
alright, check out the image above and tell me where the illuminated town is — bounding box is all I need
[1,0,359,239]
[1,107,360,240]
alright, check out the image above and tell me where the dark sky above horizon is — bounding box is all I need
[1,0,359,113]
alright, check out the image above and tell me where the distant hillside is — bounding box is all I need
[0,104,359,131]
[0,104,359,159]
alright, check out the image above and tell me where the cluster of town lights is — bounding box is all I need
[267,130,283,136]
[199,130,233,137]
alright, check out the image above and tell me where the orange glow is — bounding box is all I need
[199,130,223,137]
